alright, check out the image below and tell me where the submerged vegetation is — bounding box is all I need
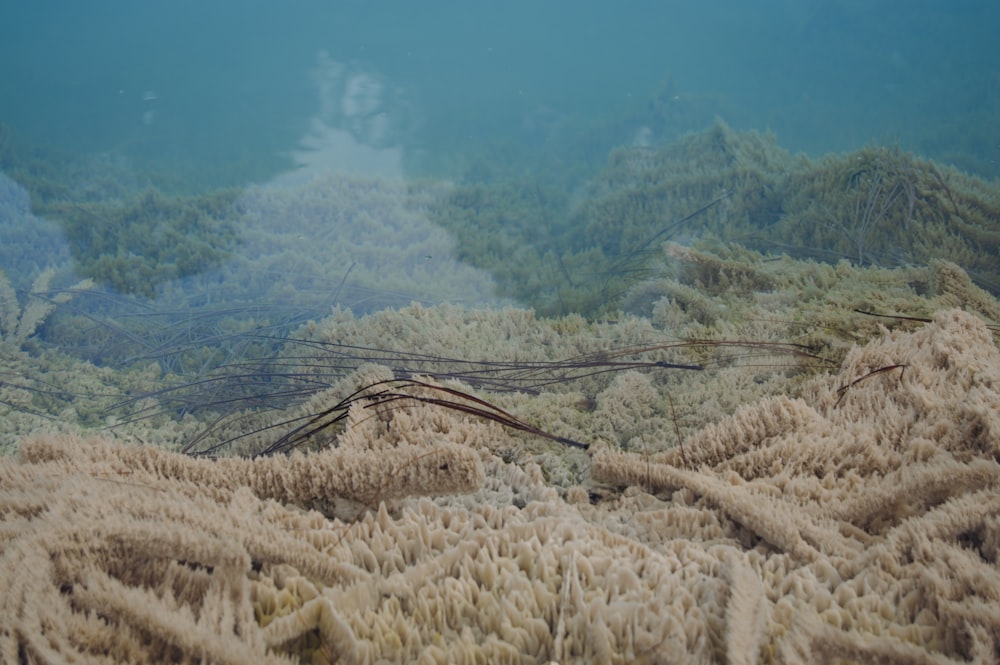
[40,188,242,298]
[0,124,244,297]
[1,117,999,470]
[0,268,92,348]
[429,121,1000,317]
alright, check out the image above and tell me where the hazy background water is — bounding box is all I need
[3,0,997,183]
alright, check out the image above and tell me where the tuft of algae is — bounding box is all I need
[428,120,1000,317]
[1,124,244,298]
[38,188,241,298]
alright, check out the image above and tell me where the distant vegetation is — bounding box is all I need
[428,121,1000,317]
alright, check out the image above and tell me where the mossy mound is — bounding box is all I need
[429,120,1000,317]
[39,188,241,298]
[2,124,245,298]
[771,145,1000,287]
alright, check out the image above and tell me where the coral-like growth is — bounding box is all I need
[592,309,1000,662]
[2,309,998,664]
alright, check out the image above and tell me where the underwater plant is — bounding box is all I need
[40,188,242,298]
[822,147,917,266]
[428,123,1000,317]
[0,268,93,348]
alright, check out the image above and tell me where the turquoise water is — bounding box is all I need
[3,1,997,177]
[0,0,998,366]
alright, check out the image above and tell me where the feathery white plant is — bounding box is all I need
[0,269,93,346]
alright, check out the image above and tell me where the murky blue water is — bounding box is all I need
[0,0,997,367]
[3,1,996,171]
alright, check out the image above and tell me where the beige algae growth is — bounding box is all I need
[2,308,999,663]
[2,126,1000,663]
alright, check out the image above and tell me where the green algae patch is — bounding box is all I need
[1,124,244,298]
[41,188,242,298]
[771,145,1000,286]
[430,121,1000,318]
[425,121,798,317]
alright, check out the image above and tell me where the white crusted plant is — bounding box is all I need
[0,269,93,347]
